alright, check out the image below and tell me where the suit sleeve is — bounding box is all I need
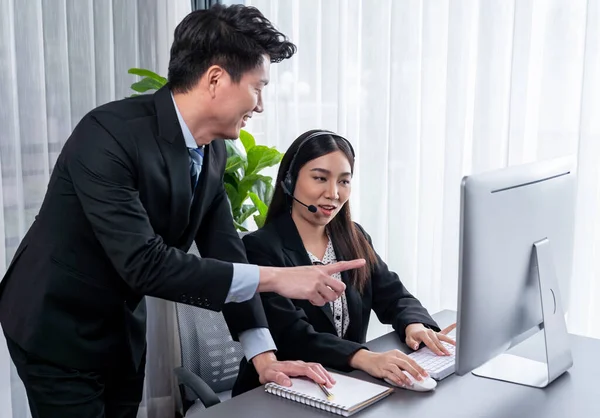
[195,180,270,339]
[243,233,366,371]
[356,224,440,341]
[64,115,232,311]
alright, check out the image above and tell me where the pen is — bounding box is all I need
[318,383,335,401]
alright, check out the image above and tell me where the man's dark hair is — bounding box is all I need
[168,4,296,93]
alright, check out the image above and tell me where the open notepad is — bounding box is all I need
[264,372,394,416]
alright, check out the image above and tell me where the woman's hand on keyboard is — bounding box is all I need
[405,323,456,356]
[349,349,428,387]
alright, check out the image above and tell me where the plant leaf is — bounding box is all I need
[131,77,164,93]
[250,175,274,205]
[248,192,268,216]
[246,146,283,176]
[128,68,168,85]
[225,141,247,170]
[249,192,268,228]
[230,173,272,219]
[237,205,257,225]
[253,214,265,229]
[233,220,248,232]
[239,129,255,153]
[238,174,270,203]
[224,172,240,189]
[224,183,241,214]
[225,155,244,174]
[227,183,248,213]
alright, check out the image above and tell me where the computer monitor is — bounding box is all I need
[455,156,576,388]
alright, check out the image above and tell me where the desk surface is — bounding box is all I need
[191,310,600,418]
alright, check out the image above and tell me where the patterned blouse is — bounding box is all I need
[306,238,350,338]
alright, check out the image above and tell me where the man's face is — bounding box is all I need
[212,54,270,139]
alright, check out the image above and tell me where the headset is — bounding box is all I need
[280,130,355,213]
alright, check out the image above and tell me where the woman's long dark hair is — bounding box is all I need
[266,130,378,292]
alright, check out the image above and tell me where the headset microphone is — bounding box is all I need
[280,181,318,213]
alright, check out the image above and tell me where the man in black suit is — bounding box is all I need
[0,5,364,418]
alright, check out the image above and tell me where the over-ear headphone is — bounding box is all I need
[281,130,355,196]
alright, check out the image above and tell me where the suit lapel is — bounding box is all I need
[276,215,336,329]
[153,85,193,245]
[331,233,363,339]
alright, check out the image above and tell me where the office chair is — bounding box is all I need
[173,240,247,416]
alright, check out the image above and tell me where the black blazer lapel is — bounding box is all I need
[331,236,364,340]
[153,85,193,245]
[276,214,336,328]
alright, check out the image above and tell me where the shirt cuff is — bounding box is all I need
[225,263,260,303]
[238,328,277,361]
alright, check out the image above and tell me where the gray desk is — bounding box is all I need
[190,310,600,418]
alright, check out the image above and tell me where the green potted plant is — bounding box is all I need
[128,68,282,230]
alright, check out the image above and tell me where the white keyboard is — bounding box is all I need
[408,341,456,380]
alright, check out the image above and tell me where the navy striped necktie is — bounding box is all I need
[188,147,204,194]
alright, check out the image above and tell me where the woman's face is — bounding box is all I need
[291,150,352,227]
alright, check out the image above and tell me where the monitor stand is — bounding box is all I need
[471,238,573,388]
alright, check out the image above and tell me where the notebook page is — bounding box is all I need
[275,372,392,410]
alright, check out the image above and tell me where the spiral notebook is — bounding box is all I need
[264,372,394,416]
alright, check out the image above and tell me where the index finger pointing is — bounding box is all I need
[440,323,456,335]
[322,259,366,274]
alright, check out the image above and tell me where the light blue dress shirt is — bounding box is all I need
[170,93,276,360]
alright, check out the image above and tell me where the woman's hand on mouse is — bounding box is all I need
[349,349,428,387]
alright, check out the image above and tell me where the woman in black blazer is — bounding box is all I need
[233,129,455,395]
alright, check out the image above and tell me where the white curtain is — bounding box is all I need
[243,0,600,340]
[2,1,600,417]
[0,1,190,417]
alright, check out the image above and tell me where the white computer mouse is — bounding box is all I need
[384,371,437,392]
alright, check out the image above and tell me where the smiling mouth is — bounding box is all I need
[319,205,337,210]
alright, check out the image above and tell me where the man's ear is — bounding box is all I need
[205,65,226,98]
